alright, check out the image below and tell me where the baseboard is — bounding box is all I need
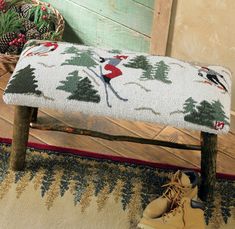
[231,111,235,133]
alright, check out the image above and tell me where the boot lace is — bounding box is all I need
[162,199,186,223]
[162,172,191,209]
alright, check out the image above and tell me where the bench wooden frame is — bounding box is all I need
[11,105,217,201]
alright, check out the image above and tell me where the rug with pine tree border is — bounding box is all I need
[0,137,234,229]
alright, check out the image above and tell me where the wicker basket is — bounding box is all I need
[0,0,65,73]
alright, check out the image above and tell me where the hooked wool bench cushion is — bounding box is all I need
[3,40,232,134]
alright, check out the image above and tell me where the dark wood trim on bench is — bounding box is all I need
[10,105,218,200]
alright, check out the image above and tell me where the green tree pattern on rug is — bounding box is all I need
[0,142,235,228]
[183,98,229,129]
[4,65,41,95]
[62,50,98,68]
[57,71,101,103]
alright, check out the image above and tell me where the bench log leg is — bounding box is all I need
[199,131,217,201]
[10,106,32,171]
[31,108,38,123]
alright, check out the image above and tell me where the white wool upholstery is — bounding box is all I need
[3,40,232,134]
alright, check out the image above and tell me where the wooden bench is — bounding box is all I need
[3,39,232,201]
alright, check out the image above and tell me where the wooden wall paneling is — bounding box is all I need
[150,0,173,55]
[133,0,155,9]
[67,0,153,36]
[44,0,151,52]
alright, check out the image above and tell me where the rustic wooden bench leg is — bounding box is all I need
[31,108,38,123]
[199,131,218,201]
[10,106,32,171]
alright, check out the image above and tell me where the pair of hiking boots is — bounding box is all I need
[138,170,205,229]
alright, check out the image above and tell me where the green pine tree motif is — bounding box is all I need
[184,110,200,125]
[212,100,229,125]
[124,55,151,71]
[183,97,197,114]
[68,77,100,103]
[196,101,215,127]
[141,65,153,80]
[151,61,171,84]
[4,65,41,95]
[62,50,98,68]
[57,71,100,103]
[62,46,80,54]
[184,100,215,128]
[56,71,81,93]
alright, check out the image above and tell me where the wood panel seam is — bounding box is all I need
[64,0,151,38]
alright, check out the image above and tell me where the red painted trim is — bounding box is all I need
[1,137,235,180]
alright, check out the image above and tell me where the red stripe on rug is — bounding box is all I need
[1,137,235,180]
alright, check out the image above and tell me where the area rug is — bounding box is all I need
[0,137,234,229]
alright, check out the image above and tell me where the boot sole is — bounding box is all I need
[137,223,155,229]
[138,223,183,229]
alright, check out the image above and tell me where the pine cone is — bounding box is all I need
[9,5,21,15]
[20,4,32,18]
[38,24,50,35]
[0,44,5,53]
[5,45,19,55]
[22,18,37,31]
[26,29,41,40]
[0,32,17,53]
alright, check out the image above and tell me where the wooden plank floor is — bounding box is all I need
[1,70,235,175]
